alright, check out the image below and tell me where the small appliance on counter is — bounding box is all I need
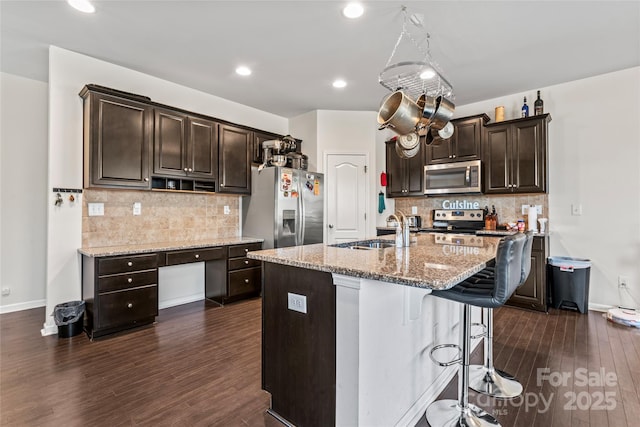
[406,215,422,228]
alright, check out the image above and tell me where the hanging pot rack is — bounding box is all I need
[378,6,454,102]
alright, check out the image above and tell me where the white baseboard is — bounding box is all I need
[0,299,46,314]
[396,365,457,427]
[158,293,204,310]
[396,337,484,427]
[588,303,615,312]
[41,320,58,336]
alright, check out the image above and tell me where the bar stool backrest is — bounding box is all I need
[520,231,535,285]
[492,233,526,305]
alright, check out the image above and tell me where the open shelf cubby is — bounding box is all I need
[151,177,216,193]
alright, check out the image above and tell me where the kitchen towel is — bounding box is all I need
[378,191,385,213]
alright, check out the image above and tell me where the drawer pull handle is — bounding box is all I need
[244,279,250,284]
[127,262,133,267]
[195,254,200,259]
[127,303,133,308]
[127,278,133,283]
[244,260,249,264]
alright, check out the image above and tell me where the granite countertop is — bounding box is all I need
[79,236,264,257]
[377,226,548,237]
[248,233,503,290]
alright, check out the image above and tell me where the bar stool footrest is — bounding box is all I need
[429,343,462,367]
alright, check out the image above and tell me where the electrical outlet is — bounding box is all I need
[133,202,142,216]
[88,203,104,216]
[287,292,307,314]
[411,206,418,215]
[571,204,583,216]
[1,288,10,296]
[223,205,230,215]
[618,276,629,288]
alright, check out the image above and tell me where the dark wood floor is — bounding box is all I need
[0,298,280,427]
[2,300,639,427]
[419,306,640,427]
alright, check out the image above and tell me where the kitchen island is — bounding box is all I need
[248,233,502,427]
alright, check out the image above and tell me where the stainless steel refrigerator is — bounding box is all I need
[242,166,324,249]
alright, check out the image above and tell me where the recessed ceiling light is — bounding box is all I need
[342,3,364,19]
[67,0,95,13]
[333,79,347,88]
[420,68,436,80]
[235,66,252,76]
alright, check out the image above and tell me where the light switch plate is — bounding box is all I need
[411,206,418,215]
[133,202,142,216]
[88,203,104,216]
[224,205,230,215]
[287,292,307,314]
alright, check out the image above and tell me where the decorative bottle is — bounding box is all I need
[521,97,529,118]
[534,90,544,115]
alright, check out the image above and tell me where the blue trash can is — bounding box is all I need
[549,256,591,313]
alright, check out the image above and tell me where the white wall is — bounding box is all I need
[0,73,48,313]
[289,110,318,171]
[454,67,640,309]
[43,46,288,334]
[290,110,381,237]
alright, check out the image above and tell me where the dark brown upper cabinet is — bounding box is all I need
[385,140,424,198]
[80,85,153,189]
[426,114,489,165]
[154,107,218,180]
[483,114,551,194]
[218,124,252,194]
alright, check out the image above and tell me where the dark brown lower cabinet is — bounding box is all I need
[506,235,549,312]
[262,262,336,427]
[206,242,263,305]
[82,242,262,338]
[82,253,159,339]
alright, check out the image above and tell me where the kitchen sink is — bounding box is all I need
[330,239,396,250]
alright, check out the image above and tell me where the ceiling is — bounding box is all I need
[2,1,639,118]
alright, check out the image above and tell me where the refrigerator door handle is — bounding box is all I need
[299,177,306,245]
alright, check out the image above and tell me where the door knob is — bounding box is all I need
[328,224,334,228]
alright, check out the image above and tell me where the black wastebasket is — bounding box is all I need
[549,256,591,313]
[53,300,85,338]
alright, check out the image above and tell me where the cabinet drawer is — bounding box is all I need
[166,247,225,266]
[228,242,262,259]
[98,285,158,329]
[98,270,158,293]
[228,267,262,297]
[228,258,262,271]
[98,254,158,276]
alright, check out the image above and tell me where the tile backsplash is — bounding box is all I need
[395,194,548,228]
[82,189,240,248]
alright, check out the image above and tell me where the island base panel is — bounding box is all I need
[262,262,336,427]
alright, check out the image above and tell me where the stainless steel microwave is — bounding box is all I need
[424,160,482,195]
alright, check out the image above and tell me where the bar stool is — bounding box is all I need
[426,233,526,427]
[466,231,534,399]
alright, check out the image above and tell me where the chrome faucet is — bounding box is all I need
[389,211,410,247]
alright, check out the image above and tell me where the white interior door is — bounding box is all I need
[326,154,368,244]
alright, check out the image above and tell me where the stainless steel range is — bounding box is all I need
[423,209,485,234]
